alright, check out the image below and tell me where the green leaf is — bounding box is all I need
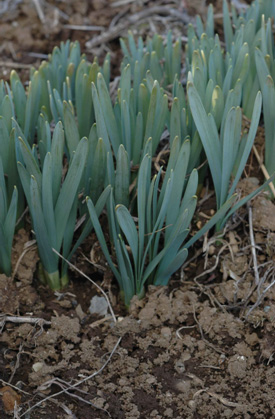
[30,176,58,275]
[137,154,150,268]
[17,162,32,209]
[68,185,111,261]
[18,137,42,191]
[116,204,138,267]
[10,70,26,129]
[154,247,188,286]
[262,76,275,174]
[140,176,174,281]
[55,137,88,249]
[255,47,270,90]
[91,82,112,153]
[211,85,224,130]
[222,173,275,228]
[170,98,181,144]
[187,81,222,205]
[220,107,239,206]
[51,122,65,206]
[24,71,41,143]
[180,169,198,210]
[158,136,180,209]
[115,144,130,206]
[75,60,94,138]
[228,91,262,198]
[42,153,56,248]
[223,0,233,52]
[97,73,120,154]
[115,236,135,305]
[132,112,143,165]
[63,100,80,156]
[185,194,236,247]
[120,64,131,104]
[6,128,19,204]
[90,138,107,202]
[166,139,190,234]
[62,197,78,276]
[0,158,7,223]
[232,51,250,87]
[1,95,13,133]
[144,81,158,142]
[86,196,121,280]
[3,186,18,256]
[0,223,11,275]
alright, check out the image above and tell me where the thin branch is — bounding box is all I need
[253,145,275,199]
[0,379,30,396]
[32,0,45,23]
[0,61,33,69]
[9,343,24,384]
[86,6,192,49]
[52,249,117,324]
[19,336,121,418]
[63,24,104,31]
[193,388,247,408]
[37,379,109,415]
[0,315,51,333]
[247,203,260,286]
[12,240,36,281]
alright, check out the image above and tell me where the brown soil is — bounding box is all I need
[0,1,274,418]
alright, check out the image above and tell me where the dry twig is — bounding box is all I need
[0,379,30,396]
[252,145,275,198]
[12,239,36,281]
[9,343,24,385]
[86,5,192,49]
[63,24,104,31]
[192,305,225,355]
[0,0,22,16]
[0,61,32,69]
[16,250,122,417]
[44,397,77,418]
[19,336,121,418]
[247,203,260,286]
[32,0,45,23]
[193,388,247,408]
[52,249,116,323]
[0,315,51,333]
[36,377,109,414]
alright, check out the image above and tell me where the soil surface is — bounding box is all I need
[0,1,274,418]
